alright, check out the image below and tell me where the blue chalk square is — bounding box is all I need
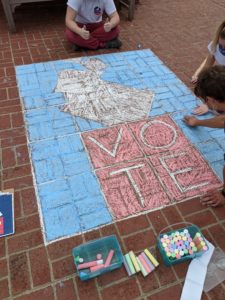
[33,157,64,184]
[16,64,36,75]
[27,123,55,142]
[76,195,109,216]
[211,161,224,180]
[80,208,112,231]
[58,204,81,236]
[76,117,104,132]
[39,188,73,211]
[202,150,224,163]
[197,140,223,155]
[31,139,60,160]
[57,134,84,154]
[38,178,71,197]
[62,152,91,176]
[68,172,102,200]
[42,209,64,241]
[23,95,46,110]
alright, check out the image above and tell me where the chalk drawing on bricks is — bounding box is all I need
[55,58,155,126]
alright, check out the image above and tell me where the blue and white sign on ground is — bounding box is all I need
[0,190,14,237]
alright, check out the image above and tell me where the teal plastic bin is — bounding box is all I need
[157,224,208,266]
[72,235,123,280]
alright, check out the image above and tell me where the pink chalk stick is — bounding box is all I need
[90,264,105,272]
[104,250,114,267]
[138,254,151,274]
[141,252,155,271]
[77,259,103,270]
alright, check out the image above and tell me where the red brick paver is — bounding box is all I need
[0,0,225,299]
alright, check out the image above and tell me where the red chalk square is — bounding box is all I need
[148,148,222,200]
[96,159,170,219]
[82,116,222,219]
[127,115,190,156]
[82,123,143,169]
[148,147,205,175]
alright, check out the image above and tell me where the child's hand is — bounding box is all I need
[104,18,112,32]
[191,75,198,84]
[200,189,225,207]
[192,104,209,115]
[80,25,90,40]
[183,115,198,126]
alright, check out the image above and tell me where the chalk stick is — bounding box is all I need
[129,251,140,272]
[144,249,159,267]
[104,249,114,267]
[197,241,206,251]
[136,257,148,277]
[141,252,155,271]
[79,271,88,278]
[77,259,103,270]
[125,253,136,275]
[138,254,151,274]
[90,264,105,272]
[193,237,203,245]
[123,256,132,276]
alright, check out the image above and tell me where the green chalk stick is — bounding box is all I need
[125,253,136,275]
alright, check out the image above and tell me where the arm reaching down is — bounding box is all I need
[183,114,225,128]
[191,54,215,84]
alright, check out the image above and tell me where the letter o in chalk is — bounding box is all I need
[140,120,177,149]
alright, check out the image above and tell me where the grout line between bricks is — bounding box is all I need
[52,281,57,300]
[72,276,81,300]
[95,277,103,300]
[26,251,33,289]
[10,273,77,300]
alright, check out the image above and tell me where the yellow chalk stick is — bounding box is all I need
[144,249,159,267]
[129,251,140,272]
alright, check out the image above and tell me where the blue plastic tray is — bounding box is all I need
[72,235,123,280]
[157,224,208,266]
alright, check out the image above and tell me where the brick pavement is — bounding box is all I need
[0,0,225,299]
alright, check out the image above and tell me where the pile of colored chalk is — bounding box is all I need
[123,249,159,277]
[160,229,208,261]
[75,249,114,273]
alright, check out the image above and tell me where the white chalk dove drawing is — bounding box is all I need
[55,58,154,126]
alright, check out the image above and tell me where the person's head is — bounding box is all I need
[194,65,225,110]
[211,20,225,52]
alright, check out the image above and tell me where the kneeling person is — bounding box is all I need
[184,65,225,207]
[65,0,122,50]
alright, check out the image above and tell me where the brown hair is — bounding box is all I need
[194,65,225,102]
[211,20,225,52]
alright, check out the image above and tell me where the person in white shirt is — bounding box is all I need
[191,20,225,115]
[65,0,121,50]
